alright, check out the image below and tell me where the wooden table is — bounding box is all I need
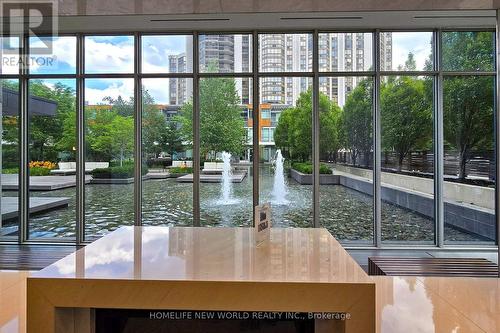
[27,226,375,333]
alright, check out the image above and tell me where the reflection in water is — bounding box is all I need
[24,166,480,242]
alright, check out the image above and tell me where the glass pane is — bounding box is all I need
[84,78,134,240]
[141,35,193,73]
[141,78,193,226]
[320,77,373,243]
[85,36,134,74]
[382,32,433,71]
[28,79,76,239]
[259,34,312,72]
[0,79,19,239]
[199,34,252,73]
[0,37,19,74]
[197,77,252,226]
[443,76,495,244]
[319,33,373,72]
[260,77,312,227]
[442,31,494,72]
[29,36,76,74]
[381,76,434,243]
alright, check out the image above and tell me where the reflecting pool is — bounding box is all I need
[19,165,481,243]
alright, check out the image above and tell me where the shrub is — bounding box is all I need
[91,165,149,179]
[145,158,171,168]
[30,166,51,176]
[2,167,19,174]
[170,167,193,174]
[291,162,332,175]
[109,160,135,168]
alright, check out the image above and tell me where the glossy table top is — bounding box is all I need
[32,226,372,284]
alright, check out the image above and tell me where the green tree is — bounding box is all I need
[442,32,494,179]
[57,109,77,157]
[142,90,168,159]
[273,108,294,159]
[1,81,20,147]
[103,95,134,117]
[381,75,432,172]
[274,89,341,162]
[109,115,134,166]
[178,75,245,159]
[161,122,185,159]
[342,79,372,167]
[86,106,116,161]
[29,80,76,161]
[444,76,493,179]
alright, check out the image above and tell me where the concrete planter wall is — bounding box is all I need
[168,173,189,178]
[290,169,340,185]
[289,167,494,241]
[335,164,494,210]
[339,175,495,241]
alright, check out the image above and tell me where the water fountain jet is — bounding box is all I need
[272,149,289,205]
[218,151,239,205]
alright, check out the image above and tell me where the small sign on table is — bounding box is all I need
[255,203,271,245]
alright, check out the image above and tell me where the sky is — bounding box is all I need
[1,33,435,105]
[391,32,433,70]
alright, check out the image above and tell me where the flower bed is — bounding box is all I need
[29,161,56,176]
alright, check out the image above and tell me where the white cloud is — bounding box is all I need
[85,79,134,105]
[141,35,191,73]
[391,32,433,70]
[143,79,171,104]
[84,37,134,73]
[29,36,76,73]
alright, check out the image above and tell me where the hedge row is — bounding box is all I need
[291,162,332,175]
[91,165,149,179]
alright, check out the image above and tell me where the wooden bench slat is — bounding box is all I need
[368,257,498,277]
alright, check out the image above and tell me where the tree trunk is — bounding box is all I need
[120,147,124,167]
[458,148,468,180]
[397,153,404,172]
[364,151,370,168]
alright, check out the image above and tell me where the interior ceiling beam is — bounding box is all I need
[53,0,499,16]
[50,11,496,34]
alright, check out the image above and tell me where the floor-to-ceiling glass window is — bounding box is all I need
[0,26,496,247]
[0,77,20,240]
[1,37,20,240]
[196,34,252,226]
[317,32,375,243]
[319,76,374,242]
[84,35,135,241]
[380,32,436,244]
[141,78,194,225]
[442,31,496,244]
[258,32,313,227]
[141,35,194,226]
[198,34,253,227]
[27,37,77,239]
